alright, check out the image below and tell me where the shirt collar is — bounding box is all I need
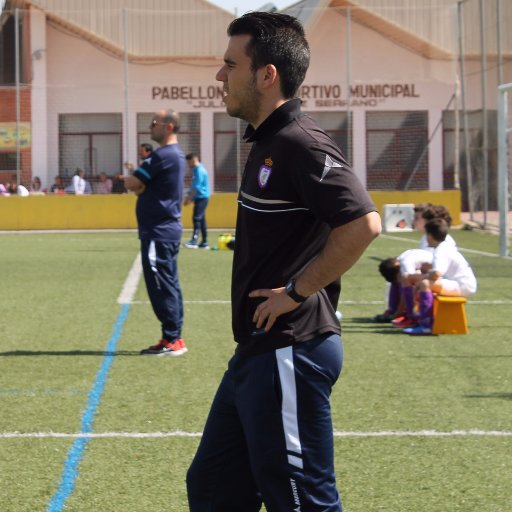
[244,98,303,142]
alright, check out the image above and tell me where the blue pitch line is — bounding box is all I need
[47,303,131,512]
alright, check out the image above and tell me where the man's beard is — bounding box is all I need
[227,75,261,125]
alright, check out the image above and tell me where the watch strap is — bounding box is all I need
[286,278,307,303]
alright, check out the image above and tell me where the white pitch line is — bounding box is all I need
[0,431,202,439]
[1,430,511,439]
[380,234,512,259]
[129,299,512,305]
[117,252,142,304]
[333,430,512,437]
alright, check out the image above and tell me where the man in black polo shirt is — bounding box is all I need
[187,12,381,511]
[123,109,187,356]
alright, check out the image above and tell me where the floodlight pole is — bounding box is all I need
[345,6,352,165]
[122,8,130,174]
[15,8,21,186]
[497,84,511,257]
[497,0,503,86]
[457,0,474,221]
[479,0,488,227]
[454,79,461,190]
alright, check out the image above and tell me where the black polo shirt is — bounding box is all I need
[232,98,376,356]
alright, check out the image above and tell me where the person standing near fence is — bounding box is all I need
[124,143,154,174]
[71,168,86,195]
[187,12,381,511]
[184,153,211,249]
[122,109,187,356]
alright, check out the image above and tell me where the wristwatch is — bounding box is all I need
[285,278,308,303]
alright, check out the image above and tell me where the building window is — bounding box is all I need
[0,10,28,85]
[366,111,428,190]
[59,114,122,180]
[443,110,497,210]
[305,111,352,165]
[213,113,249,193]
[0,152,17,171]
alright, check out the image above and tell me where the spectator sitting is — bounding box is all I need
[111,173,127,194]
[17,183,29,196]
[30,176,45,195]
[96,172,113,194]
[50,176,66,195]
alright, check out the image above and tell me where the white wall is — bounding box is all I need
[30,7,48,187]
[37,7,498,191]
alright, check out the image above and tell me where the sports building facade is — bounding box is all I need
[1,0,511,211]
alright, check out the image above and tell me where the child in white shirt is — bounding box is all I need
[404,218,477,335]
[375,204,457,325]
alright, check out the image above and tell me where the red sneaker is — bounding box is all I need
[174,338,188,355]
[393,317,418,328]
[140,338,187,356]
[391,315,406,325]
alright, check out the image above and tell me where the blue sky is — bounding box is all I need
[208,0,296,15]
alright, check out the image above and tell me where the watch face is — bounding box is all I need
[285,279,305,302]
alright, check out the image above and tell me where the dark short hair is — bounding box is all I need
[422,204,452,227]
[140,143,153,154]
[185,153,199,161]
[414,202,432,214]
[227,12,310,98]
[424,218,449,242]
[378,257,400,283]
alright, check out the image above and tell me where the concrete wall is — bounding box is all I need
[0,190,461,230]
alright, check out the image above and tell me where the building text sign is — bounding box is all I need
[151,83,420,109]
[300,83,419,108]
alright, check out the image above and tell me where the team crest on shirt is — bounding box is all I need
[258,157,273,188]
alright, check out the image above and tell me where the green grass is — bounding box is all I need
[0,228,511,511]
